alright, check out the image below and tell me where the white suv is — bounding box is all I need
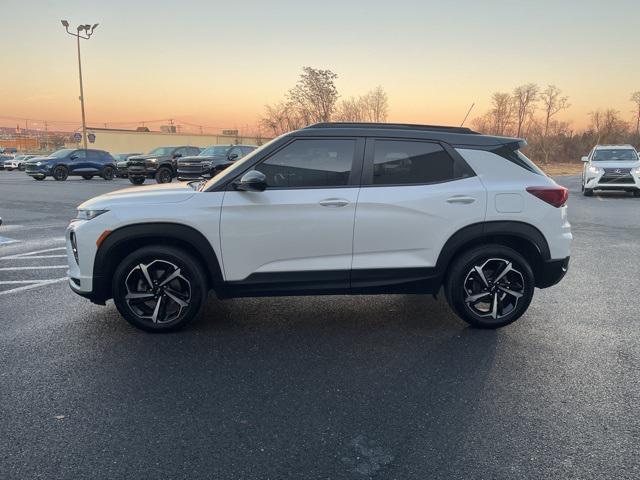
[581,144,640,196]
[66,123,572,332]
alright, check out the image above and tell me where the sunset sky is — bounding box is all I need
[1,0,639,133]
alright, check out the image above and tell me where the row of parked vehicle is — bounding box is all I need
[1,144,258,183]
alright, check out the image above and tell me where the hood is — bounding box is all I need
[178,154,226,163]
[79,182,196,210]
[129,153,171,161]
[24,156,50,164]
[592,160,640,169]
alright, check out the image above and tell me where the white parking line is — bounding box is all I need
[0,277,67,296]
[0,235,19,245]
[0,246,66,260]
[0,265,67,271]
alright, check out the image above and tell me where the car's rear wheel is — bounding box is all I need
[102,166,115,181]
[583,188,594,197]
[82,175,93,180]
[33,175,45,181]
[129,177,145,185]
[445,245,535,329]
[112,246,208,332]
[155,167,173,184]
[52,166,68,181]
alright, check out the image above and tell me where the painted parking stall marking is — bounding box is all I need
[0,246,68,296]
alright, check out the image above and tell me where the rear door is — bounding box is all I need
[352,138,486,276]
[220,137,364,287]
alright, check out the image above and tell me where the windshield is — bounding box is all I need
[199,138,281,191]
[13,155,25,161]
[48,149,74,158]
[199,146,231,156]
[592,149,638,161]
[147,147,174,156]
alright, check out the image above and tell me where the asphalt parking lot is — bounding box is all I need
[0,171,638,479]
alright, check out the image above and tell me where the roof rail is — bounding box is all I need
[305,122,479,134]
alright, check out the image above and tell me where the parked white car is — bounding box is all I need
[581,144,640,196]
[3,154,39,171]
[66,123,572,332]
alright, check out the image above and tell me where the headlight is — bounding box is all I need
[147,158,158,164]
[633,167,640,175]
[75,209,108,221]
[201,161,212,168]
[35,161,42,166]
[588,165,602,174]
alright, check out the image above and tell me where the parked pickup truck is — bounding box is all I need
[127,146,201,184]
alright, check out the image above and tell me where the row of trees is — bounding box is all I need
[473,84,640,163]
[261,67,389,136]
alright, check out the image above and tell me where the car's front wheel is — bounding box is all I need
[82,175,93,180]
[102,166,115,181]
[445,245,535,329]
[155,167,173,184]
[112,246,208,332]
[52,166,68,181]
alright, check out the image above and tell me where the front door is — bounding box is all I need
[220,138,363,291]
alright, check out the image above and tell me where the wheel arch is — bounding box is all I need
[436,221,551,287]
[92,222,223,303]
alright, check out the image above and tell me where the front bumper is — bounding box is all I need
[537,257,570,288]
[585,171,640,190]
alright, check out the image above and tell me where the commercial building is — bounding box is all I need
[65,127,268,153]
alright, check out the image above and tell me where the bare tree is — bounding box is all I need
[490,92,513,136]
[589,109,629,144]
[260,100,306,136]
[539,85,570,163]
[287,67,339,123]
[541,85,570,137]
[335,87,389,122]
[363,86,389,122]
[631,91,640,135]
[513,83,539,137]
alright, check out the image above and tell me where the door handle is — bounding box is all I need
[319,198,350,207]
[447,195,476,204]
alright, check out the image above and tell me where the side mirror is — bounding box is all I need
[234,170,266,192]
[228,152,239,161]
[70,154,78,160]
[581,156,589,162]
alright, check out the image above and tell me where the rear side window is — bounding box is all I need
[255,139,355,188]
[371,140,469,185]
[491,146,544,175]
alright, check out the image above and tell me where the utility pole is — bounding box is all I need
[61,20,99,150]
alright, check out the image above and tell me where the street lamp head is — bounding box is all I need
[77,24,85,31]
[92,23,99,31]
[84,24,91,31]
[61,19,69,27]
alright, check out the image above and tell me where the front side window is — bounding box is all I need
[255,139,355,188]
[371,140,466,185]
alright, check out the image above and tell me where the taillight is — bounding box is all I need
[526,186,568,208]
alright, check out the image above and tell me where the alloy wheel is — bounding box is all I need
[463,258,525,320]
[124,260,191,324]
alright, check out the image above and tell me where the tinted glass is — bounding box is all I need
[255,139,355,188]
[372,140,462,185]
[189,147,201,156]
[200,146,230,156]
[71,150,87,159]
[48,149,74,158]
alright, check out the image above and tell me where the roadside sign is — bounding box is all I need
[88,133,96,143]
[73,132,82,142]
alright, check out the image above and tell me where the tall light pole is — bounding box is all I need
[61,20,98,150]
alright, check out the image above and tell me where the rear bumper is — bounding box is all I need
[537,257,569,288]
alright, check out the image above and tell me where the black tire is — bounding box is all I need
[583,188,594,197]
[33,175,45,181]
[82,175,93,180]
[129,176,145,185]
[633,190,640,197]
[19,165,25,171]
[102,166,115,181]
[52,165,68,181]
[112,245,208,332]
[6,168,13,171]
[155,167,173,184]
[444,244,535,329]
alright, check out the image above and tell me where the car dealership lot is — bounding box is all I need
[0,171,639,479]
